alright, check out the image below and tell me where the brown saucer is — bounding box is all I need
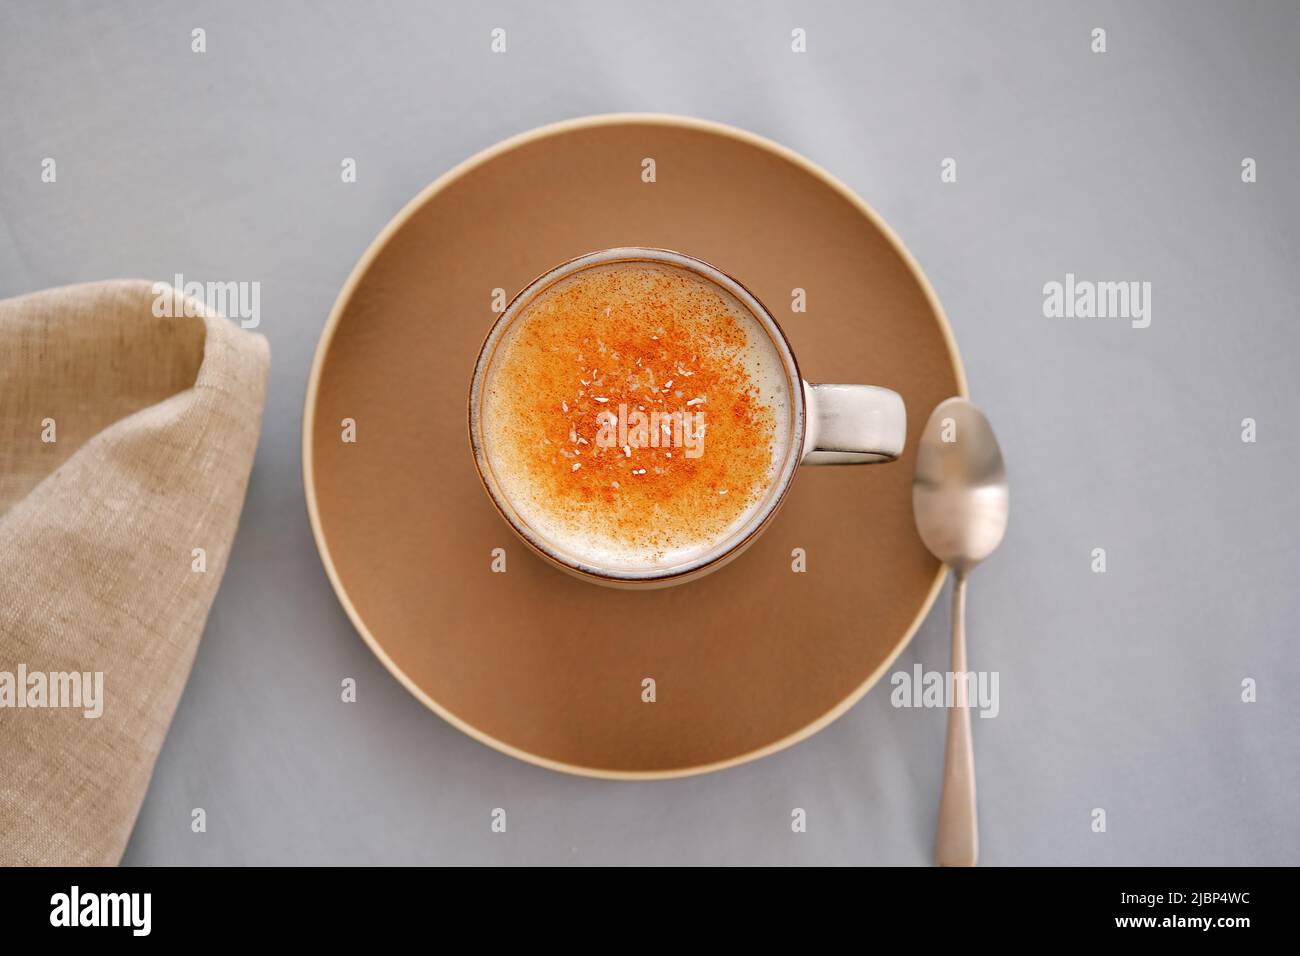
[303,114,966,778]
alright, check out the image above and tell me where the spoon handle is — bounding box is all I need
[936,572,978,867]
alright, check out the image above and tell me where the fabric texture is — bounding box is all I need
[0,280,269,865]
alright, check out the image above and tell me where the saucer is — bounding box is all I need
[303,114,966,778]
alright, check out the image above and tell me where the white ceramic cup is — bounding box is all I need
[469,247,906,588]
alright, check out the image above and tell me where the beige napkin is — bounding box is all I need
[0,280,269,865]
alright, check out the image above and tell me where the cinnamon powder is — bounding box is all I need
[485,263,781,563]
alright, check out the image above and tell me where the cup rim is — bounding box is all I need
[468,246,807,584]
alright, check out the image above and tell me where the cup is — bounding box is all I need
[468,247,905,588]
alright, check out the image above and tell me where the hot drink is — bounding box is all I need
[478,259,793,572]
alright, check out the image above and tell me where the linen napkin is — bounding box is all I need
[0,280,269,865]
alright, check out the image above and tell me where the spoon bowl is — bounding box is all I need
[913,398,1008,573]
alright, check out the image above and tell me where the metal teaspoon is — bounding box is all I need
[912,397,1009,867]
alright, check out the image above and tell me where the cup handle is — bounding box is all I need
[801,382,906,465]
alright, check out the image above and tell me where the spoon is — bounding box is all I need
[912,397,1009,867]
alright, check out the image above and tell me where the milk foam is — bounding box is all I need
[482,261,793,574]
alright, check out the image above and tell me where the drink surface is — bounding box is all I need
[481,260,791,572]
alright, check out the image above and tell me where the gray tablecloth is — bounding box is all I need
[1,0,1295,865]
